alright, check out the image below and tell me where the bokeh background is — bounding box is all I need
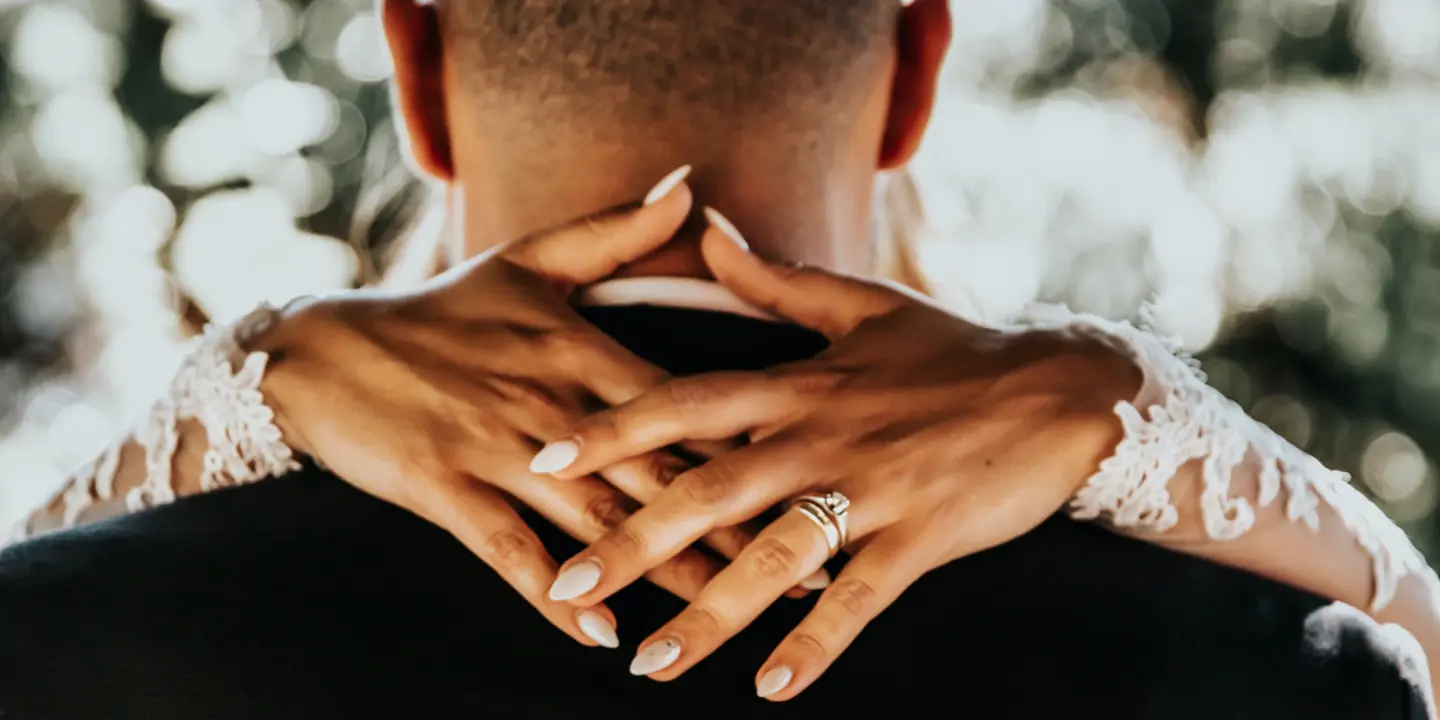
[2,0,1440,557]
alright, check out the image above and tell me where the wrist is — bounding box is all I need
[1056,337,1144,493]
[242,298,320,459]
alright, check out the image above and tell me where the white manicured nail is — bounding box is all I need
[577,610,619,649]
[530,440,580,474]
[756,666,794,698]
[644,165,692,205]
[548,560,602,601]
[630,638,682,676]
[703,207,750,251]
[800,570,831,591]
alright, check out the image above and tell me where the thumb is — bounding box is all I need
[700,207,905,339]
[502,165,694,285]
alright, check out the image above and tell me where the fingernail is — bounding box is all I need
[756,666,794,698]
[530,440,580,474]
[548,559,602,601]
[800,569,831,591]
[644,165,692,205]
[630,638,682,676]
[577,610,620,649]
[703,207,750,251]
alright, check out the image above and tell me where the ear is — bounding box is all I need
[879,0,952,170]
[381,0,454,181]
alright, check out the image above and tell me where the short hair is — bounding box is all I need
[438,0,897,139]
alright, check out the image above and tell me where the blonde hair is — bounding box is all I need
[874,167,932,295]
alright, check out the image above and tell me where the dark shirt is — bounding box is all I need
[0,306,1427,719]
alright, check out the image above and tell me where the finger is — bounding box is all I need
[546,440,826,606]
[530,372,795,481]
[626,509,833,680]
[599,452,761,563]
[498,463,727,604]
[504,165,694,284]
[755,531,930,701]
[497,391,761,579]
[426,477,620,649]
[701,207,908,339]
[553,326,670,406]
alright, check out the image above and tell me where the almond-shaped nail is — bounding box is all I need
[577,610,619,649]
[630,638,682,676]
[644,165,693,205]
[800,569,831,591]
[530,440,580,474]
[756,666,794,698]
[548,559,602,601]
[703,206,750,251]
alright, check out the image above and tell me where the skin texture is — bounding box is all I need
[26,179,773,648]
[537,223,1142,699]
[27,0,1437,707]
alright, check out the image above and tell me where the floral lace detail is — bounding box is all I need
[126,303,301,511]
[4,304,301,548]
[1016,302,1436,612]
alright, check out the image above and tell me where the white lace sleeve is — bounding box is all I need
[8,303,301,545]
[1016,303,1437,613]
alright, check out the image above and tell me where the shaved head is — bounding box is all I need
[438,0,898,160]
[388,0,949,275]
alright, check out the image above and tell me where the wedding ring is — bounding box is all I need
[786,491,851,558]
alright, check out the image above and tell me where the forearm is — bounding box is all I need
[1111,449,1440,704]
[19,421,211,538]
[1018,303,1440,702]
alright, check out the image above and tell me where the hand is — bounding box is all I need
[251,168,762,650]
[537,210,1142,697]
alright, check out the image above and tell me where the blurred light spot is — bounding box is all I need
[171,189,358,322]
[16,257,81,340]
[160,98,263,187]
[253,155,336,217]
[31,89,143,192]
[10,3,124,92]
[258,0,301,53]
[1361,431,1430,503]
[160,5,270,94]
[300,0,355,61]
[336,12,392,83]
[238,79,340,156]
[1251,394,1314,449]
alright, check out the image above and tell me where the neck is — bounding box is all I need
[453,151,876,280]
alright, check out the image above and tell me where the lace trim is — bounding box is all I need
[127,303,300,510]
[6,304,300,547]
[1017,302,1436,612]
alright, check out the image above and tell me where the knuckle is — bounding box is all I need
[644,453,688,488]
[494,375,565,412]
[827,578,878,618]
[578,411,621,446]
[663,378,715,413]
[683,604,727,637]
[604,525,649,560]
[676,465,737,508]
[747,537,803,580]
[479,529,535,569]
[656,551,718,591]
[583,493,633,532]
[789,631,829,659]
[541,325,589,355]
[709,525,755,556]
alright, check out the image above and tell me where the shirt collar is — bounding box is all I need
[572,277,781,323]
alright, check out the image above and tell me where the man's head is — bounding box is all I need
[382,0,950,275]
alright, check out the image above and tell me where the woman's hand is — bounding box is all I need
[228,169,763,649]
[536,211,1142,697]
